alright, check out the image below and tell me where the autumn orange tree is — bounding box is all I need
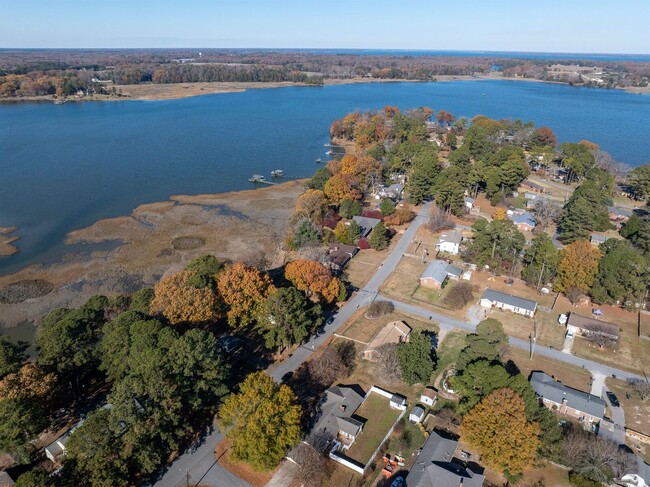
[150,270,222,325]
[323,173,362,204]
[554,240,601,294]
[293,189,328,224]
[218,262,276,327]
[285,259,340,303]
[219,371,302,471]
[461,388,540,475]
[340,154,382,184]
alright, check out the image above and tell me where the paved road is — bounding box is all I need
[156,202,433,487]
[386,298,645,382]
[268,202,433,381]
[155,426,251,487]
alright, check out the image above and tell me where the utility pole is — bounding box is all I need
[536,262,546,291]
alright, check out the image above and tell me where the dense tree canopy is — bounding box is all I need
[220,372,302,471]
[0,336,27,378]
[464,219,525,273]
[627,164,650,202]
[285,259,340,303]
[397,330,435,385]
[218,263,276,328]
[461,388,540,475]
[521,233,560,288]
[559,181,611,243]
[555,240,601,294]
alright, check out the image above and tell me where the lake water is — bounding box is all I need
[1,79,649,274]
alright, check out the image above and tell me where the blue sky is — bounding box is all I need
[1,0,649,53]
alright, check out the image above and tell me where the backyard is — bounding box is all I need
[345,392,403,465]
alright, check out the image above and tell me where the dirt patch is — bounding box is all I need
[0,279,54,303]
[171,236,206,250]
[157,248,174,257]
[0,226,20,256]
[214,439,274,487]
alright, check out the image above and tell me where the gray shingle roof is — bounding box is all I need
[406,431,484,487]
[309,386,365,443]
[352,216,381,237]
[437,230,462,246]
[421,260,463,284]
[530,372,606,419]
[336,416,364,437]
[481,289,537,313]
[509,211,536,228]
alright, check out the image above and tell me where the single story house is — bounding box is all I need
[464,196,475,210]
[608,206,633,223]
[508,211,536,232]
[406,431,485,487]
[480,289,537,317]
[530,372,606,423]
[409,405,425,424]
[419,260,463,289]
[566,313,620,343]
[590,233,608,247]
[363,321,411,362]
[327,243,358,273]
[45,416,86,464]
[390,394,407,410]
[435,230,462,255]
[308,385,365,450]
[524,192,538,200]
[521,179,546,193]
[420,387,437,407]
[352,216,382,237]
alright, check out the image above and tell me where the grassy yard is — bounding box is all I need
[432,331,468,383]
[345,393,402,465]
[606,377,650,436]
[487,308,566,349]
[504,347,593,391]
[338,308,438,344]
[344,238,397,289]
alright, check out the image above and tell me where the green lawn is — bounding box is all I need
[345,392,402,464]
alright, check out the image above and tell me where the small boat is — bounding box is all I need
[326,150,333,155]
[324,143,332,147]
[271,170,285,178]
[316,158,322,163]
[54,99,67,105]
[248,174,266,183]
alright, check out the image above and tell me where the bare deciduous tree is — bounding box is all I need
[308,347,348,386]
[563,426,637,483]
[627,378,650,401]
[374,343,402,382]
[288,442,332,487]
[442,281,474,310]
[427,204,454,233]
[366,300,395,318]
[583,324,617,349]
[566,287,584,305]
[532,199,561,229]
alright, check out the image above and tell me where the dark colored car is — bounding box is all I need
[606,391,620,407]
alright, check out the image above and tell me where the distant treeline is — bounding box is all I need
[1,48,649,98]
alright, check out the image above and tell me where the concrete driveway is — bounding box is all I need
[602,384,626,445]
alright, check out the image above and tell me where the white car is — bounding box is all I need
[558,314,568,326]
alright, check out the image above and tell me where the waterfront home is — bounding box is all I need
[419,260,463,289]
[406,430,485,487]
[480,289,537,317]
[374,183,404,201]
[435,230,462,255]
[530,372,605,424]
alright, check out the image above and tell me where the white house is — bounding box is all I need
[409,405,425,424]
[464,197,475,210]
[420,387,437,407]
[435,230,462,255]
[480,289,537,317]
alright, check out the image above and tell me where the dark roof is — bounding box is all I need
[509,211,536,228]
[309,386,365,443]
[481,289,537,313]
[406,431,484,487]
[352,216,381,236]
[530,372,606,419]
[567,313,620,339]
[411,405,425,418]
[391,393,406,405]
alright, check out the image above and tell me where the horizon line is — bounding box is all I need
[0,47,649,57]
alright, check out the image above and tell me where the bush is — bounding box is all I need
[380,199,396,216]
[442,281,474,309]
[186,254,225,276]
[366,300,394,318]
[384,208,416,226]
[568,472,602,487]
[129,288,154,314]
[362,209,383,219]
[357,237,370,249]
[339,199,362,219]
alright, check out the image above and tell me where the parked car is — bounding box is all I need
[217,335,243,355]
[391,477,405,487]
[606,391,620,407]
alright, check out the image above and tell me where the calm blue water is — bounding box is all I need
[1,79,650,274]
